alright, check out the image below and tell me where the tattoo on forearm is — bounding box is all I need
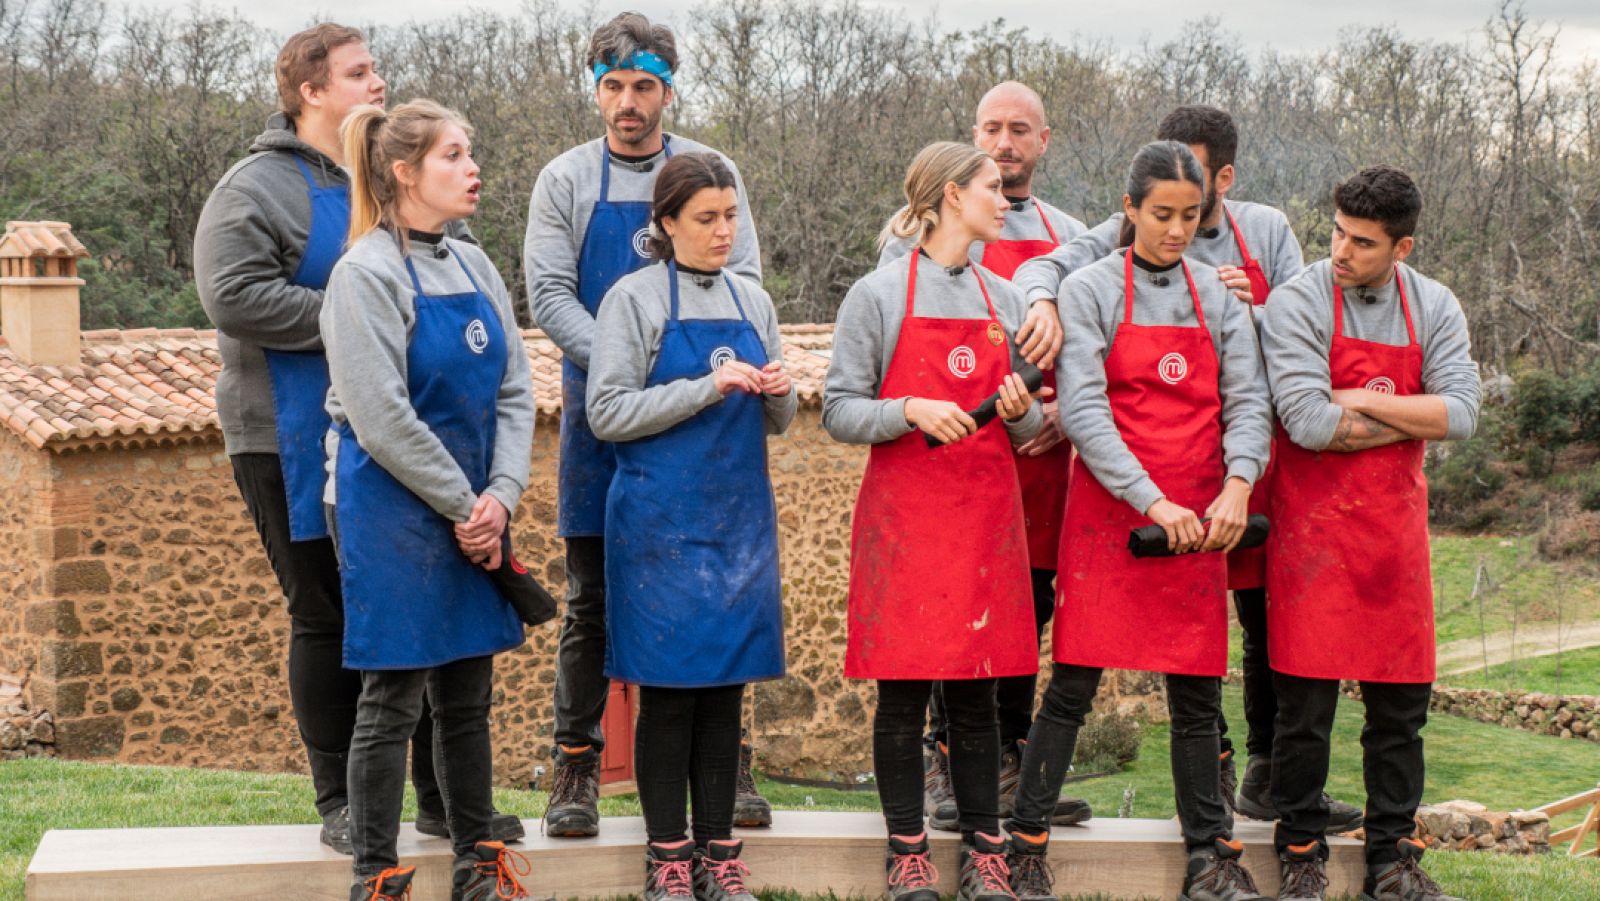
[1329,410,1400,451]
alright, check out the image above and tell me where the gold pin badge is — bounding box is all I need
[987,322,1005,346]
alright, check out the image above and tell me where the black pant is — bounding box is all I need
[928,568,1055,747]
[1219,587,1275,760]
[878,678,1000,842]
[349,656,496,877]
[232,453,441,817]
[635,684,745,846]
[1272,673,1430,865]
[1008,663,1230,851]
[553,536,609,750]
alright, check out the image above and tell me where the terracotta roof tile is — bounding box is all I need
[0,325,836,450]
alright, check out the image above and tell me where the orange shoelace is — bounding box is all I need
[365,866,414,901]
[970,850,1013,893]
[473,844,533,899]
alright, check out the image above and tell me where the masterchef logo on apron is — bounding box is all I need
[632,227,652,259]
[710,346,736,370]
[948,345,977,378]
[1158,352,1189,385]
[465,319,489,354]
[1365,376,1397,394]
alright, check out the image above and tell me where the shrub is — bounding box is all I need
[1073,711,1142,773]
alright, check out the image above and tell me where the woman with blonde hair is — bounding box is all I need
[824,141,1044,901]
[322,99,535,901]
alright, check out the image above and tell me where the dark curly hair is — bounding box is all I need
[1334,166,1422,241]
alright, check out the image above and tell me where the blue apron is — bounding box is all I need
[603,262,785,688]
[264,155,347,542]
[333,247,524,670]
[559,140,672,537]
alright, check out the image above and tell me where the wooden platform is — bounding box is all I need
[27,811,1364,899]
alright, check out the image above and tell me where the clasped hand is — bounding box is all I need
[455,494,508,570]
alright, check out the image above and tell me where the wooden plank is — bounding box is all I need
[1533,786,1600,818]
[26,812,1364,901]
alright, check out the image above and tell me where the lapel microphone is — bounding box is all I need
[1148,273,1170,287]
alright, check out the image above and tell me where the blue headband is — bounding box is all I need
[592,51,674,88]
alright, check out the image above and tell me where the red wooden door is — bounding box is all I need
[599,680,635,786]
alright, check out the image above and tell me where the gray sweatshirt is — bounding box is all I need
[1259,259,1480,451]
[194,112,471,455]
[1058,251,1272,515]
[1014,199,1304,304]
[320,230,534,523]
[525,134,762,372]
[587,263,795,442]
[875,195,1086,269]
[824,253,1043,446]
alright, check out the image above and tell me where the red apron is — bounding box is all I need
[981,202,1071,570]
[844,255,1037,681]
[1053,252,1229,677]
[1266,269,1432,683]
[1223,207,1276,590]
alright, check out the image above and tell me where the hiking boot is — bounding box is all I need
[322,805,353,855]
[924,742,959,832]
[1360,839,1463,901]
[959,832,1017,901]
[885,833,941,901]
[1051,795,1093,826]
[732,742,773,827]
[644,840,698,901]
[695,838,759,901]
[1218,749,1238,816]
[351,866,415,901]
[1278,842,1329,901]
[1179,837,1269,901]
[1235,757,1365,833]
[1005,830,1056,901]
[543,744,600,837]
[452,841,531,900]
[416,808,527,844]
[998,741,1023,817]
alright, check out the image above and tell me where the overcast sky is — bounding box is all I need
[212,0,1600,69]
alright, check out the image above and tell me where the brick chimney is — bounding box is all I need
[0,221,88,367]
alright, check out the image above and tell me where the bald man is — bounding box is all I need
[877,80,1091,837]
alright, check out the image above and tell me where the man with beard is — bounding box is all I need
[875,80,1092,836]
[524,10,769,839]
[1013,105,1364,835]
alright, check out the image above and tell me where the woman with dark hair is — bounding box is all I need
[1000,141,1272,901]
[586,150,794,901]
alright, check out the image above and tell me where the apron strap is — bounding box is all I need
[1121,250,1207,330]
[1035,200,1061,246]
[447,245,486,295]
[1181,260,1207,332]
[1332,266,1416,345]
[598,144,612,203]
[291,155,322,192]
[904,251,998,323]
[1224,206,1255,265]
[402,255,426,297]
[724,273,750,321]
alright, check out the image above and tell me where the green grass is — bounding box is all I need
[1441,642,1600,696]
[6,685,1598,900]
[1429,534,1600,646]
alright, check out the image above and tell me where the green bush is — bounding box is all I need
[1508,368,1577,476]
[1073,711,1143,774]
[1427,412,1509,530]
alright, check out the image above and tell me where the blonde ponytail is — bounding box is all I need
[339,99,474,247]
[342,104,388,244]
[876,141,991,253]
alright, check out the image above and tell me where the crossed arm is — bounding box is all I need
[1325,389,1449,452]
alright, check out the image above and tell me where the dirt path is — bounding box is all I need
[1436,621,1600,676]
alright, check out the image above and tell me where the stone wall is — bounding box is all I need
[1,407,1165,784]
[1429,685,1600,743]
[1412,800,1552,855]
[0,409,893,783]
